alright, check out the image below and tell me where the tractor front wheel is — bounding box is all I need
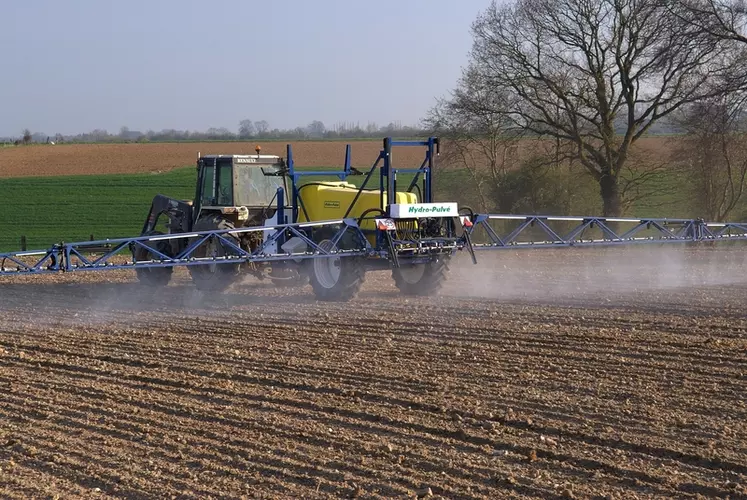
[392,256,450,296]
[133,230,173,287]
[308,239,365,301]
[189,215,241,292]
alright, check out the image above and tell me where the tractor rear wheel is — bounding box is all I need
[133,230,173,287]
[392,256,450,296]
[189,215,241,292]
[308,239,365,301]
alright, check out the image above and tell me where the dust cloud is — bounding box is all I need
[0,271,235,332]
[443,245,747,305]
[1,245,746,331]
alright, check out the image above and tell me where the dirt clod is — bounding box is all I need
[416,486,433,497]
[561,488,576,499]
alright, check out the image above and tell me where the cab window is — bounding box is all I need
[200,160,233,206]
[200,165,215,205]
[234,164,286,207]
[217,163,233,205]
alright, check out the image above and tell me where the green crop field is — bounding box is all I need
[0,168,196,252]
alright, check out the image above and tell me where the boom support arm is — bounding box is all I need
[141,195,194,235]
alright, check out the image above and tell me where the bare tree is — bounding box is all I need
[306,120,326,139]
[672,94,747,220]
[254,120,269,137]
[668,0,747,44]
[21,129,32,145]
[667,0,747,94]
[457,0,741,216]
[238,119,255,139]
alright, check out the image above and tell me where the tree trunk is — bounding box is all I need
[599,173,622,217]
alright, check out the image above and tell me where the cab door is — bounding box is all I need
[199,158,234,207]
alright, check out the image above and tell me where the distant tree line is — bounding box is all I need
[1,120,430,145]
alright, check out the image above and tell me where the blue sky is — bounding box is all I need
[0,0,492,137]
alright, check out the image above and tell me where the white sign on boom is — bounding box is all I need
[389,202,459,218]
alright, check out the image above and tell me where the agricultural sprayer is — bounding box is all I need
[3,137,747,301]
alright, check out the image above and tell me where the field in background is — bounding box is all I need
[0,140,429,250]
[0,137,684,179]
[0,140,426,178]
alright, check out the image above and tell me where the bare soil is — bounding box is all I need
[0,248,745,499]
[0,141,426,178]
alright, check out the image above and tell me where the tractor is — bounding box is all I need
[131,138,469,301]
[133,148,296,292]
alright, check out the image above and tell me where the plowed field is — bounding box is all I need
[1,248,746,499]
[0,141,425,178]
[0,137,677,179]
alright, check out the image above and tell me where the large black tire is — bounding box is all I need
[133,230,173,287]
[308,238,365,301]
[392,256,450,296]
[189,215,241,292]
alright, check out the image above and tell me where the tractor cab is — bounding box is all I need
[194,151,289,226]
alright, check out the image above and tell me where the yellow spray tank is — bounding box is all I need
[297,181,417,245]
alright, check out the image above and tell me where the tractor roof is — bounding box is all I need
[200,154,282,162]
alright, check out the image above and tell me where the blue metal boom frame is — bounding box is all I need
[5,213,747,277]
[382,137,438,208]
[0,219,371,276]
[282,137,444,254]
[465,214,747,248]
[284,137,439,224]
